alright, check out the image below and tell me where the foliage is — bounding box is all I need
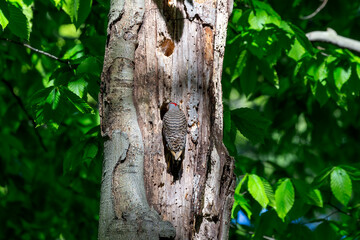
[224,0,360,239]
[0,0,108,239]
[2,0,360,239]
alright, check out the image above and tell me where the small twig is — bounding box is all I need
[1,79,48,152]
[306,28,360,53]
[300,0,328,20]
[328,202,351,216]
[302,210,338,225]
[0,38,72,67]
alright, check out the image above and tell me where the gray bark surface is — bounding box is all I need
[98,0,234,239]
[135,0,234,239]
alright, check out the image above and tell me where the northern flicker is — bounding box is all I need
[163,102,187,160]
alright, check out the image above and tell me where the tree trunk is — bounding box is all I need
[98,0,234,239]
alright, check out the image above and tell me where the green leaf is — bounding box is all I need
[53,69,75,86]
[289,23,314,54]
[240,56,257,96]
[77,56,101,75]
[62,0,80,23]
[61,87,94,114]
[85,74,100,100]
[63,44,84,59]
[262,178,275,207]
[313,81,329,106]
[45,88,61,110]
[275,178,295,221]
[314,222,339,240]
[253,0,281,21]
[248,9,268,30]
[248,6,281,31]
[293,179,323,207]
[0,3,9,29]
[29,87,54,106]
[330,167,352,206]
[7,3,30,40]
[308,189,323,208]
[83,142,98,166]
[223,110,231,133]
[231,49,248,83]
[75,0,92,28]
[333,66,351,90]
[231,9,242,24]
[315,62,328,81]
[356,63,360,79]
[231,108,272,143]
[68,78,87,98]
[59,24,82,38]
[312,167,333,188]
[288,38,306,61]
[258,59,279,87]
[235,174,248,195]
[340,165,360,181]
[234,193,252,219]
[248,174,269,208]
[231,201,241,220]
[52,0,62,9]
[63,142,85,175]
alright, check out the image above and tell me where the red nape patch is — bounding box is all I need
[170,102,177,107]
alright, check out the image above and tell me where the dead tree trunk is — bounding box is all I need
[98,0,234,239]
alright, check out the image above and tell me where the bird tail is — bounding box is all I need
[171,150,183,161]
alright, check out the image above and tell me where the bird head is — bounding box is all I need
[168,102,179,110]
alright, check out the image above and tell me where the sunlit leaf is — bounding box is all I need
[45,88,61,110]
[275,178,295,221]
[68,78,87,98]
[0,3,9,29]
[333,66,351,90]
[262,178,275,207]
[61,87,94,114]
[234,193,252,219]
[248,174,269,208]
[288,38,305,61]
[330,167,352,206]
[62,0,80,23]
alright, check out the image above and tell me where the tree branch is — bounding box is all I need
[300,0,328,20]
[306,28,360,53]
[1,79,48,152]
[0,38,72,67]
[328,202,351,216]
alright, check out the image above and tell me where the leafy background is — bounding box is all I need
[0,0,107,239]
[224,0,360,239]
[1,0,360,239]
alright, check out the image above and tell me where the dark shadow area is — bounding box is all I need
[164,144,183,181]
[151,0,193,42]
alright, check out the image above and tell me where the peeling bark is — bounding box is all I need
[98,0,234,239]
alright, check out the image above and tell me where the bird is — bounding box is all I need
[162,102,187,161]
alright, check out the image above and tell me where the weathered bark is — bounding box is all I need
[134,0,235,239]
[98,0,234,239]
[98,0,175,239]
